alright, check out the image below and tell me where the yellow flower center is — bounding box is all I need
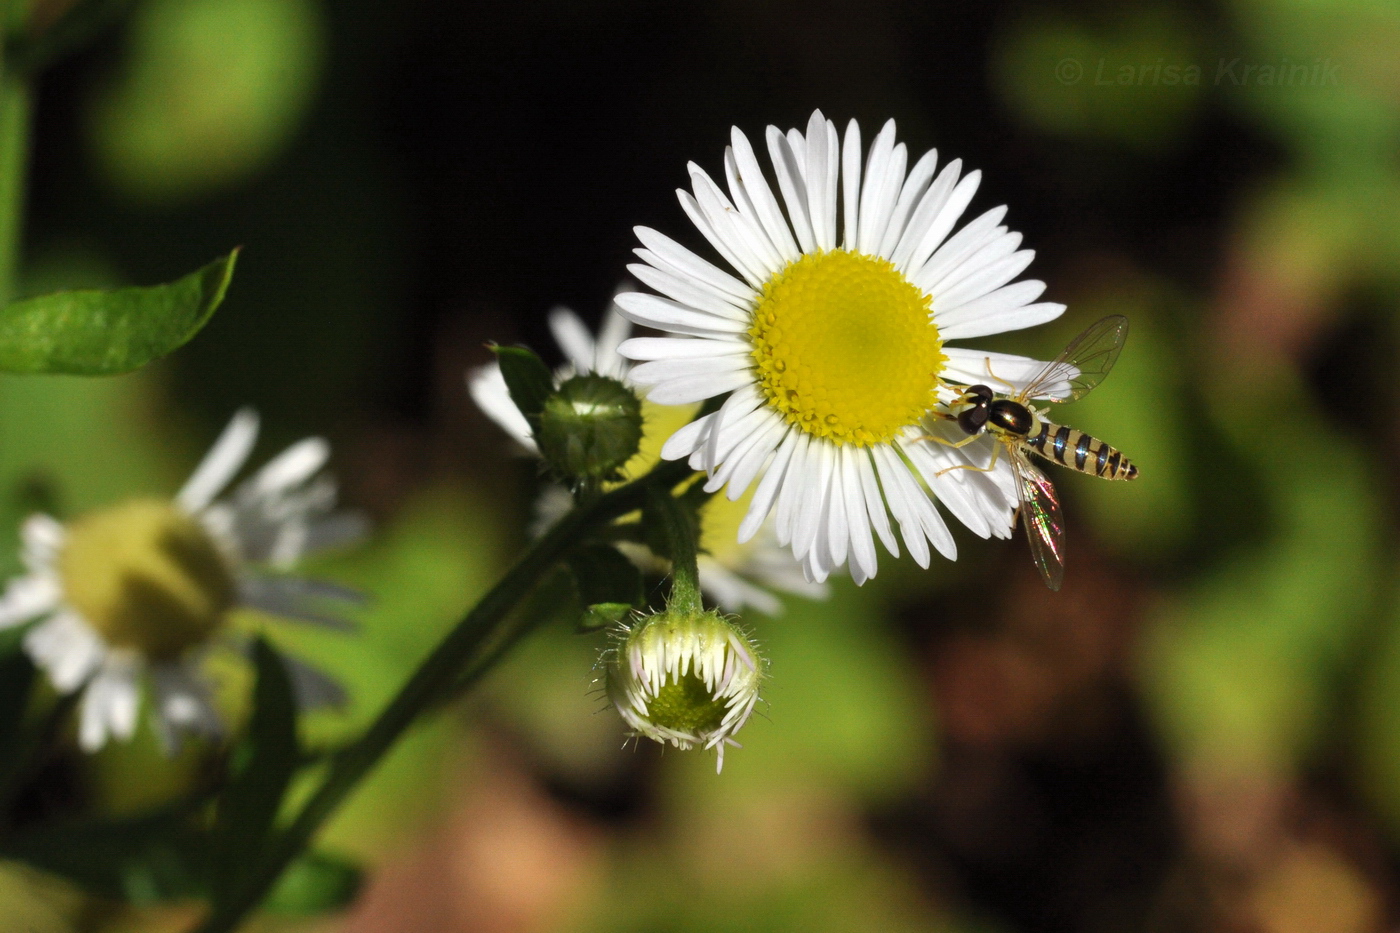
[748,249,946,447]
[58,499,237,661]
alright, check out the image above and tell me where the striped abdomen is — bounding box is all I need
[1026,421,1138,480]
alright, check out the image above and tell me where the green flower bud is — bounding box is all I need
[535,374,643,484]
[604,606,764,772]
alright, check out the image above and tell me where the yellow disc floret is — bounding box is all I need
[749,249,946,447]
[59,499,237,661]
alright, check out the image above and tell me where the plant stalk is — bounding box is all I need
[192,457,695,933]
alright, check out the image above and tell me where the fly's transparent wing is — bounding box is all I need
[1012,448,1066,591]
[1022,315,1129,405]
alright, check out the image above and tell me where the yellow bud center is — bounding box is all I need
[749,249,946,446]
[58,500,237,661]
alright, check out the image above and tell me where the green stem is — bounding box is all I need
[645,485,702,614]
[0,36,29,307]
[192,457,696,933]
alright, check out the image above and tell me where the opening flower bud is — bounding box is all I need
[58,499,236,662]
[604,607,763,772]
[536,373,643,484]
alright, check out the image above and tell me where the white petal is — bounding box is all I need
[547,307,597,373]
[738,429,799,543]
[903,169,983,275]
[729,126,799,262]
[765,126,816,253]
[856,448,899,559]
[237,577,359,632]
[628,355,751,386]
[692,162,783,279]
[177,408,260,511]
[921,228,1023,298]
[614,291,749,337]
[940,348,1056,395]
[633,226,754,304]
[872,445,933,567]
[891,159,963,272]
[0,574,59,628]
[904,439,992,539]
[935,250,1038,314]
[840,118,862,250]
[793,443,836,562]
[721,415,786,500]
[773,433,814,546]
[467,364,537,451]
[678,189,765,290]
[804,111,838,251]
[627,261,751,322]
[619,336,749,361]
[595,301,634,378]
[840,447,878,581]
[697,557,782,616]
[702,385,766,469]
[20,514,65,570]
[913,206,1008,290]
[939,287,1063,340]
[705,412,784,499]
[660,411,715,461]
[641,368,752,406]
[722,147,788,270]
[247,437,330,498]
[27,613,105,692]
[878,147,939,258]
[856,120,899,255]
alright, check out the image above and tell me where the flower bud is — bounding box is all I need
[535,374,643,484]
[604,607,763,772]
[58,499,236,661]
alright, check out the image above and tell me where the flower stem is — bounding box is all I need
[0,13,31,307]
[645,484,703,615]
[191,457,696,933]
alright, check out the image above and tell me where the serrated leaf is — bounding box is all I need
[492,345,554,421]
[0,250,237,374]
[263,850,362,916]
[210,637,300,903]
[568,544,642,609]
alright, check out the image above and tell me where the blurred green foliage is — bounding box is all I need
[86,0,324,205]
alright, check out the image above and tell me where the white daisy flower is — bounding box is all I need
[616,110,1067,584]
[468,301,826,615]
[0,410,365,753]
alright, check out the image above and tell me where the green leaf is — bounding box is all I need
[209,637,300,902]
[263,850,362,916]
[0,805,207,903]
[491,344,554,421]
[0,249,238,374]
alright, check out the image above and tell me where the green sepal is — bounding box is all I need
[0,249,238,374]
[490,344,554,422]
[263,850,362,916]
[567,543,642,632]
[208,637,301,905]
[579,602,634,634]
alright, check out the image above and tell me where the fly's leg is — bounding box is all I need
[934,441,1003,478]
[982,357,1020,394]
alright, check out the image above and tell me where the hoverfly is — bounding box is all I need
[935,314,1137,591]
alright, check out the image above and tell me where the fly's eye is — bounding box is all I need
[965,384,993,403]
[957,406,988,435]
